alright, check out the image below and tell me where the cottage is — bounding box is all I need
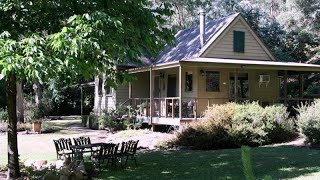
[95,12,320,130]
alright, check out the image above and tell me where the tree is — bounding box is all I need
[295,0,320,63]
[0,0,173,178]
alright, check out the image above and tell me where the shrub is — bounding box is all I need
[297,99,320,144]
[98,105,137,130]
[176,103,237,149]
[0,122,7,132]
[17,122,32,132]
[41,121,56,133]
[0,108,8,122]
[264,105,296,143]
[24,102,45,123]
[173,102,296,149]
[81,115,89,127]
[0,122,32,132]
[231,102,267,146]
[88,113,99,130]
[202,103,235,127]
[175,124,235,150]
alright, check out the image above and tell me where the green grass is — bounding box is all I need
[95,146,320,180]
[2,119,320,179]
[0,119,84,165]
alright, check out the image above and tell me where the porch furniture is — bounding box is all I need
[70,142,106,161]
[73,136,93,156]
[91,143,120,170]
[118,140,139,167]
[53,138,73,160]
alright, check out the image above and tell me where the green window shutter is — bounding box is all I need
[233,31,245,53]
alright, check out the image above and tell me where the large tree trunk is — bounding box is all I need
[16,82,24,122]
[6,74,21,179]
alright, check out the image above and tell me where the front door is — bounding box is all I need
[229,73,249,99]
[167,74,176,97]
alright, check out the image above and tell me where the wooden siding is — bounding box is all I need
[195,67,279,116]
[94,76,117,114]
[248,70,279,102]
[132,71,150,98]
[115,84,129,106]
[196,68,230,115]
[182,67,198,98]
[204,20,272,61]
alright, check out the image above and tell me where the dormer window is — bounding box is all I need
[233,31,245,53]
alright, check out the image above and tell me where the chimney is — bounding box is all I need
[199,9,206,48]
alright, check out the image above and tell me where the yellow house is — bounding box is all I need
[95,12,320,129]
[127,12,320,129]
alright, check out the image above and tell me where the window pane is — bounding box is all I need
[206,71,219,91]
[229,73,249,98]
[105,86,111,95]
[185,72,193,92]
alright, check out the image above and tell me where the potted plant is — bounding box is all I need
[32,120,42,133]
[25,103,44,133]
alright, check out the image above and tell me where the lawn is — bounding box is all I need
[95,146,320,180]
[1,119,320,179]
[0,119,107,165]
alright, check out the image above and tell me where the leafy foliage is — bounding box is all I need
[0,1,174,177]
[98,105,139,130]
[0,108,8,122]
[297,99,320,144]
[174,102,296,149]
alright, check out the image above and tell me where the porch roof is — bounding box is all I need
[182,58,320,72]
[128,57,320,73]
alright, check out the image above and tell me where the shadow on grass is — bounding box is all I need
[95,145,320,180]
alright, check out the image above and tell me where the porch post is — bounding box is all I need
[284,70,288,105]
[129,82,132,99]
[149,67,154,126]
[234,69,238,102]
[179,65,182,120]
[299,72,303,98]
[80,85,83,116]
[128,81,132,107]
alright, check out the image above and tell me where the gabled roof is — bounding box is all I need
[155,13,239,64]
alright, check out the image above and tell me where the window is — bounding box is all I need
[105,86,111,95]
[233,31,245,53]
[206,71,220,91]
[185,72,193,92]
[98,76,112,95]
[98,76,103,96]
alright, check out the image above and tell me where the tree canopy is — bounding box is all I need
[0,0,173,178]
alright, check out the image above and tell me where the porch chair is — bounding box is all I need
[118,140,139,167]
[53,138,73,160]
[73,136,93,156]
[91,143,119,170]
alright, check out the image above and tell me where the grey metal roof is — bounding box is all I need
[155,13,239,64]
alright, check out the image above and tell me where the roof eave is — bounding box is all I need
[181,57,320,72]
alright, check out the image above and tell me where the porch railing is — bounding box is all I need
[128,97,230,119]
[128,97,316,120]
